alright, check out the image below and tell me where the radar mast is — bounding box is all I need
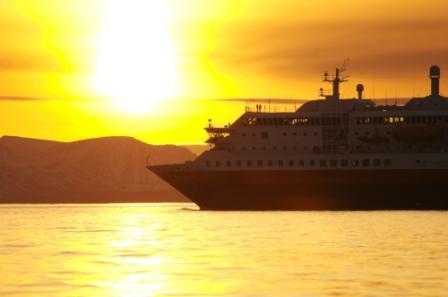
[320,60,349,101]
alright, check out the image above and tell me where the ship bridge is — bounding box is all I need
[204,125,233,146]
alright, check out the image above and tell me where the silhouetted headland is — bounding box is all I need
[0,136,197,203]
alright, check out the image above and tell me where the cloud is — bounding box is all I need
[0,96,53,101]
[0,53,64,72]
[206,19,448,79]
[0,95,97,102]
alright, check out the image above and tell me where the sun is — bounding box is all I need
[94,0,178,114]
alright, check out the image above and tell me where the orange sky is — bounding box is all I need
[0,0,447,144]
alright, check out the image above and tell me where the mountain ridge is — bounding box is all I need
[0,136,196,203]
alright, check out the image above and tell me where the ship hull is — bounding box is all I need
[149,165,448,210]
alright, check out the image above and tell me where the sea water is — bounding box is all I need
[0,204,447,297]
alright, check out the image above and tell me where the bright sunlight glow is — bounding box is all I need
[94,0,178,114]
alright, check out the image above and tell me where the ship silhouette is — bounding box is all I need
[149,65,448,210]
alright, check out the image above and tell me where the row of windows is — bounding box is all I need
[237,145,313,151]
[357,115,448,125]
[232,144,380,152]
[239,130,393,140]
[244,115,448,127]
[241,130,393,138]
[244,117,343,126]
[242,131,319,138]
[205,159,392,168]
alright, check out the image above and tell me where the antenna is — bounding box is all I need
[268,80,271,102]
[372,67,376,100]
[430,65,441,97]
[321,60,349,101]
[412,65,416,97]
[341,58,350,72]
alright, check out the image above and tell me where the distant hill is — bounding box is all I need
[0,136,196,203]
[182,144,209,156]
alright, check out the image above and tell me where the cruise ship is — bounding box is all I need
[149,65,448,210]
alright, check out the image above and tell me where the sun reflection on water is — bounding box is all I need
[1,204,448,297]
[106,219,167,297]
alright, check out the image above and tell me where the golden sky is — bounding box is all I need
[0,0,447,144]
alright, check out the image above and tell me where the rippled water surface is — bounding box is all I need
[0,204,447,296]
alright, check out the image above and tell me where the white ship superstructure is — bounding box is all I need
[200,65,448,171]
[150,65,448,210]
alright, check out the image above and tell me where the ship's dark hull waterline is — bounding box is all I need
[149,165,448,210]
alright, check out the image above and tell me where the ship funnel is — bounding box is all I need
[356,84,364,100]
[430,65,440,97]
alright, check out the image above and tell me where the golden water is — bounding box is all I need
[0,204,447,296]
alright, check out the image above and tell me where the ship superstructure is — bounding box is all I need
[149,65,448,210]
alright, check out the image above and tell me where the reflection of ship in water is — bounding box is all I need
[149,65,448,210]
